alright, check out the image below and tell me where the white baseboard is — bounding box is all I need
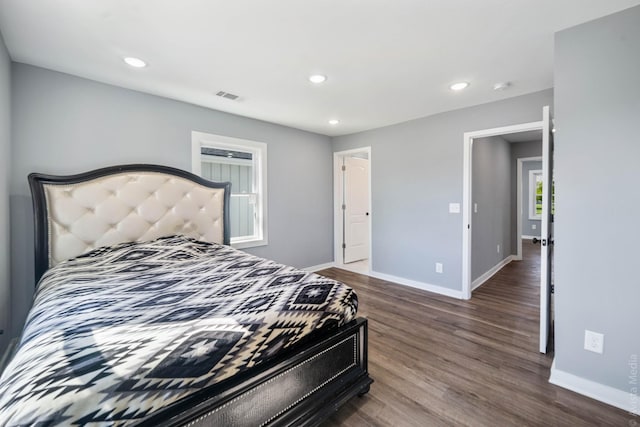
[368,270,464,299]
[472,255,514,291]
[334,263,370,275]
[550,359,639,415]
[521,235,539,240]
[302,262,335,272]
[308,262,464,300]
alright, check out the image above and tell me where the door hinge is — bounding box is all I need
[342,243,346,249]
[341,165,346,171]
[341,204,346,210]
[550,285,554,294]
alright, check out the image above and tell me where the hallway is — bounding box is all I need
[471,239,543,348]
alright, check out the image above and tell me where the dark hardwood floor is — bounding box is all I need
[318,241,633,426]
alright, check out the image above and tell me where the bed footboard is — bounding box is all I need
[137,318,371,427]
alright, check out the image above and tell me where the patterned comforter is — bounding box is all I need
[0,235,357,426]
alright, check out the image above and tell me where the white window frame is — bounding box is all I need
[528,169,543,220]
[191,131,268,249]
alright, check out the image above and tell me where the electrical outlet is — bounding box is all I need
[497,244,500,253]
[435,263,443,273]
[584,330,604,354]
[449,203,460,214]
[474,203,478,213]
[532,224,537,230]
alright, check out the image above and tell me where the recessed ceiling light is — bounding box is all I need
[328,119,340,125]
[309,74,327,84]
[124,57,147,68]
[449,81,469,91]
[493,82,511,91]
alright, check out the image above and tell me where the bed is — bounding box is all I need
[0,164,372,426]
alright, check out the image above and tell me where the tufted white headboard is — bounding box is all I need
[29,164,231,282]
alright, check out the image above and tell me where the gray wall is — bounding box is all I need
[521,160,542,238]
[471,136,512,281]
[332,89,553,290]
[554,5,640,392]
[10,63,334,338]
[0,34,10,351]
[509,140,542,250]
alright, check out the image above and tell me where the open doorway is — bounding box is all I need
[469,136,541,284]
[333,147,372,275]
[462,106,554,354]
[516,154,543,258]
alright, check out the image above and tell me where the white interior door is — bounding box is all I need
[343,157,369,263]
[540,105,554,353]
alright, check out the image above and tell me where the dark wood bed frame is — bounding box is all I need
[28,164,372,427]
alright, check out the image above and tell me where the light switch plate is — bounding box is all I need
[449,203,460,214]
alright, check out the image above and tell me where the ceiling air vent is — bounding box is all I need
[216,91,240,101]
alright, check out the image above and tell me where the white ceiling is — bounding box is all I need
[1,1,639,136]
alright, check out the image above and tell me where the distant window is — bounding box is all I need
[529,170,543,220]
[529,170,555,219]
[192,131,268,248]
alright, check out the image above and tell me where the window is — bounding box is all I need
[529,170,543,219]
[528,170,555,220]
[529,170,543,220]
[192,131,268,248]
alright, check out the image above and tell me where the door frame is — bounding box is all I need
[516,156,543,261]
[462,121,544,300]
[333,147,372,273]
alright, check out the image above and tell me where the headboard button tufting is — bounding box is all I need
[39,171,228,269]
[28,165,230,282]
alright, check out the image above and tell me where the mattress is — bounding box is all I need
[0,235,358,425]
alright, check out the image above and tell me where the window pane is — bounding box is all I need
[535,175,543,215]
[201,156,256,239]
[530,171,543,218]
[201,159,253,193]
[536,195,543,215]
[230,194,255,238]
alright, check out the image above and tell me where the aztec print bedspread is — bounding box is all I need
[0,235,357,426]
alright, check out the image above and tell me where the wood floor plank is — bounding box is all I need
[320,242,635,426]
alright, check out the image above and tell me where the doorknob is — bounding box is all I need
[366,212,369,216]
[532,237,540,245]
